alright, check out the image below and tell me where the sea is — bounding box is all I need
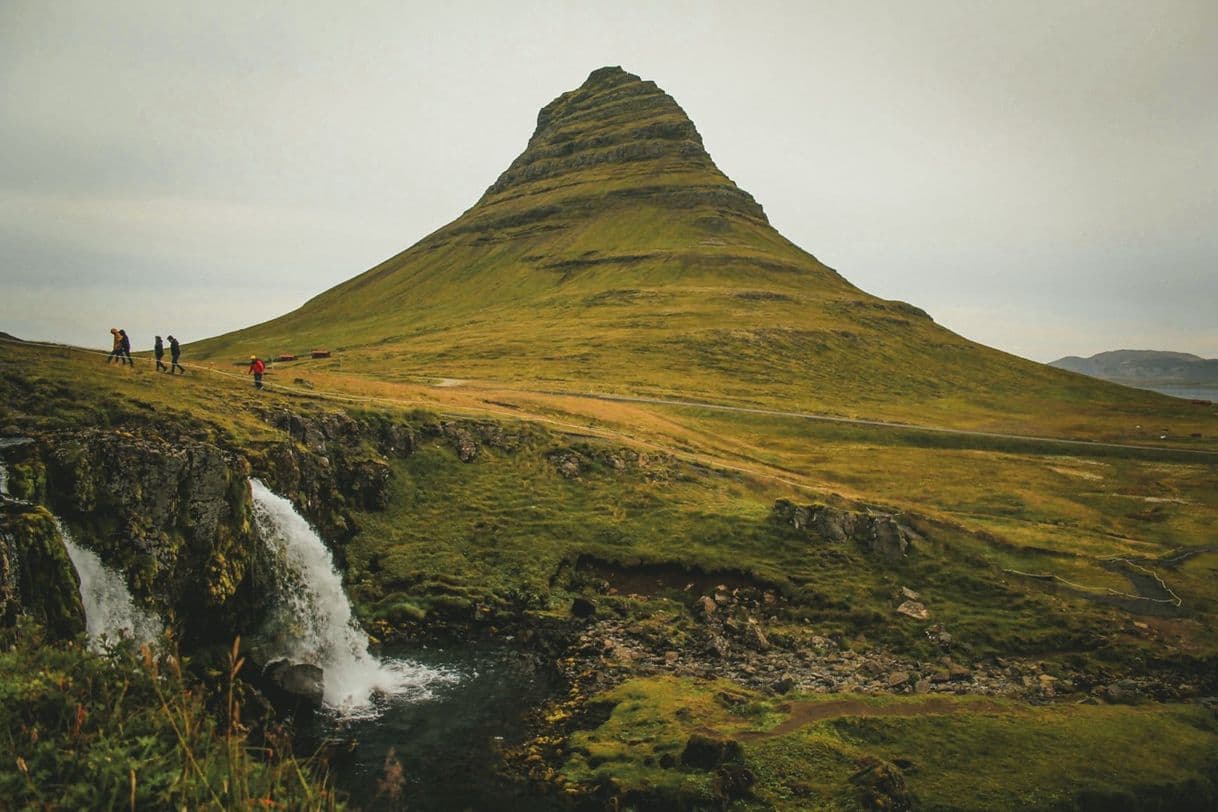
[1139,385,1218,402]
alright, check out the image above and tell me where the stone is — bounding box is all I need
[742,619,771,651]
[264,659,325,708]
[706,633,731,659]
[886,671,911,689]
[948,664,972,682]
[571,596,596,618]
[772,674,797,693]
[896,601,930,620]
[849,757,912,810]
[1102,679,1144,705]
[713,763,756,800]
[900,586,920,601]
[664,650,679,665]
[697,595,717,618]
[914,678,932,694]
[680,733,742,770]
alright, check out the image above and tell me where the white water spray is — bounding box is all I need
[3,447,160,650]
[0,437,31,498]
[58,522,162,651]
[249,478,456,717]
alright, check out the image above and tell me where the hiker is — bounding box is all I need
[107,328,123,363]
[168,335,184,374]
[248,355,265,389]
[118,329,133,365]
[154,336,167,372]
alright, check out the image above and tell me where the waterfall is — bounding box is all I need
[0,444,161,651]
[58,522,162,651]
[249,478,456,718]
[0,437,32,498]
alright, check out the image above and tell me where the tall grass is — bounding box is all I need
[0,624,340,810]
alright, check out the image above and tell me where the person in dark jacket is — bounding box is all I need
[154,336,167,372]
[168,335,184,374]
[107,328,122,363]
[118,329,133,366]
[248,355,265,389]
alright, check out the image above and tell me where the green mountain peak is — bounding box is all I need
[195,66,1142,429]
[476,65,766,225]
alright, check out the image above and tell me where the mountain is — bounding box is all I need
[194,67,1164,427]
[1051,350,1218,386]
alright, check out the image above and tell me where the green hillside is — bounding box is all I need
[190,66,1187,434]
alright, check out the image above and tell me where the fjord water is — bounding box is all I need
[1142,384,1218,401]
[249,478,457,717]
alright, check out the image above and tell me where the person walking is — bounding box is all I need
[118,329,133,366]
[107,328,123,363]
[248,355,265,389]
[168,335,184,374]
[154,336,167,372]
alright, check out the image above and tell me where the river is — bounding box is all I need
[304,642,566,811]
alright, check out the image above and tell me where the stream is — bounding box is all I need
[305,642,565,811]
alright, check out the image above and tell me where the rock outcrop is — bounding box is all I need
[474,66,767,228]
[772,499,919,560]
[0,500,84,637]
[11,429,266,645]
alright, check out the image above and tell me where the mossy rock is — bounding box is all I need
[0,503,83,638]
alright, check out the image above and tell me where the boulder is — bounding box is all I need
[263,659,325,709]
[571,596,596,618]
[1101,679,1144,705]
[772,499,917,560]
[886,671,911,689]
[896,601,930,620]
[742,619,771,651]
[680,733,742,770]
[713,763,756,801]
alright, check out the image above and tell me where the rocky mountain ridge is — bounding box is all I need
[1051,349,1218,385]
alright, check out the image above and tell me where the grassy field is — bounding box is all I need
[558,677,1218,810]
[4,330,1218,807]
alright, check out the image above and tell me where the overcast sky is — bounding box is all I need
[2,1,1215,361]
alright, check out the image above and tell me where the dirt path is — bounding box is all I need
[572,391,1218,459]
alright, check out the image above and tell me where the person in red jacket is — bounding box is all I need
[248,355,266,389]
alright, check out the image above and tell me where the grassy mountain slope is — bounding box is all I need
[189,66,1185,433]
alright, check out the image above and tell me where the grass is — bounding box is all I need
[0,626,339,811]
[4,338,1217,664]
[558,676,1218,810]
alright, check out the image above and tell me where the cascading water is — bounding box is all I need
[1,445,161,650]
[58,522,162,651]
[249,478,457,718]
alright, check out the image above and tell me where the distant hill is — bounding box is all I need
[1050,350,1218,385]
[193,66,1167,427]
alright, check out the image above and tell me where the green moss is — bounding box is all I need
[1,506,84,638]
[557,677,1218,810]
